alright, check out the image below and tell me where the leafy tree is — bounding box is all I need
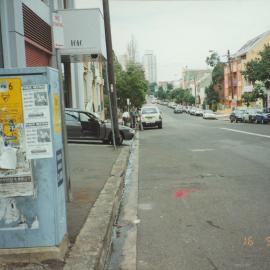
[205,51,224,106]
[149,82,157,94]
[205,83,219,110]
[212,62,225,84]
[157,86,166,100]
[115,63,147,110]
[242,45,270,89]
[242,83,267,107]
[206,52,220,67]
[242,45,270,107]
[167,83,174,91]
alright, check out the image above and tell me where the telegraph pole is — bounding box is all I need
[103,0,121,145]
[227,50,234,105]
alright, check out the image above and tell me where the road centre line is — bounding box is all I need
[221,128,270,139]
[191,149,214,152]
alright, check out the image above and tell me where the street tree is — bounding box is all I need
[242,45,270,107]
[157,86,167,100]
[206,52,220,67]
[149,82,157,94]
[204,83,220,111]
[205,51,224,107]
[115,62,147,110]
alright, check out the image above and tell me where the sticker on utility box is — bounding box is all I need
[0,78,33,198]
[23,84,53,159]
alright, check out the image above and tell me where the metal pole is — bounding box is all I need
[56,50,72,202]
[227,50,234,105]
[102,0,121,145]
[104,62,116,149]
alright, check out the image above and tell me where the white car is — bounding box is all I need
[140,106,162,129]
[203,110,217,119]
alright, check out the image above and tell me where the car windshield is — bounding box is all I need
[141,107,158,114]
[205,110,214,113]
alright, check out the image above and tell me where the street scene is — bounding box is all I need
[0,0,270,270]
[108,103,270,270]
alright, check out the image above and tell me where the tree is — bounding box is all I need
[206,52,220,67]
[241,83,267,107]
[149,82,157,94]
[242,45,270,89]
[115,62,147,110]
[205,83,219,111]
[157,86,166,100]
[205,51,224,106]
[241,45,270,107]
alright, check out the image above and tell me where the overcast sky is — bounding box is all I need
[75,0,270,81]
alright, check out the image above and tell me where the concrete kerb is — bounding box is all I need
[63,143,132,270]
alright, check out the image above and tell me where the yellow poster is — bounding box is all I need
[0,78,23,145]
[53,94,61,134]
[0,77,33,198]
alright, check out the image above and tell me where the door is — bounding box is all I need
[65,111,81,139]
[79,112,100,139]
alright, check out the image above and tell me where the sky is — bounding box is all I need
[75,0,270,81]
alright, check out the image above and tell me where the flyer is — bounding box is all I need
[23,84,53,160]
[0,78,33,198]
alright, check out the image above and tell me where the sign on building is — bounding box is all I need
[52,13,65,48]
[58,8,107,62]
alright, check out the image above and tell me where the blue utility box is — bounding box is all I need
[0,67,67,249]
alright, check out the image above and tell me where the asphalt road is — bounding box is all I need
[136,105,270,270]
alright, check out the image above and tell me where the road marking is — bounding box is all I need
[175,189,199,199]
[191,148,214,152]
[221,128,270,139]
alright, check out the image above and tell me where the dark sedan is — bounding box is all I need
[65,108,135,144]
[255,110,270,124]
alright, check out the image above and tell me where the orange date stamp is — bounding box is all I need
[243,236,270,247]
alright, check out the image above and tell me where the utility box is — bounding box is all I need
[0,67,67,258]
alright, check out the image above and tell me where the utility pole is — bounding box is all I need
[227,50,234,106]
[193,76,197,106]
[103,0,121,145]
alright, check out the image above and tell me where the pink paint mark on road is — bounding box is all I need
[175,189,199,199]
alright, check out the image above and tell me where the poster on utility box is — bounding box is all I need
[23,84,53,160]
[0,78,33,198]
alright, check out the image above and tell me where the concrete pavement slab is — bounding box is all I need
[0,141,132,270]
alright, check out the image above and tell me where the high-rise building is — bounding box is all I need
[143,50,157,83]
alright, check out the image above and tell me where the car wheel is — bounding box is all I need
[158,123,162,129]
[230,119,233,123]
[109,132,124,145]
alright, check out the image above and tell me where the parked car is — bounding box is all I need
[190,107,197,115]
[194,108,203,116]
[255,110,270,124]
[242,108,261,123]
[230,109,246,123]
[65,108,135,144]
[203,110,217,119]
[174,105,183,113]
[140,105,162,128]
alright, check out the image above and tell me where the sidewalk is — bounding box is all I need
[0,141,131,270]
[216,108,232,120]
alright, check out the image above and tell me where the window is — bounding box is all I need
[142,107,158,114]
[65,112,79,121]
[65,111,79,121]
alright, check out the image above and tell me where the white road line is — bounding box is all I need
[221,128,270,139]
[191,149,214,152]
